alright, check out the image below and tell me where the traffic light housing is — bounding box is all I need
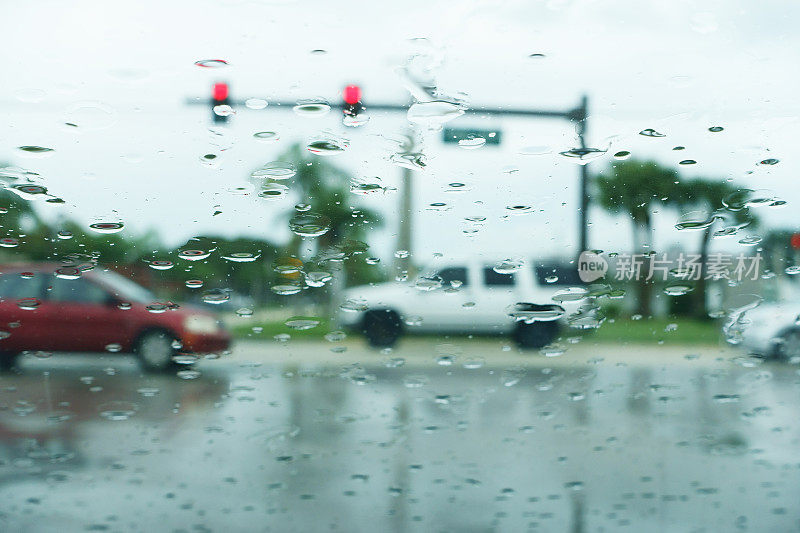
[342,84,363,118]
[212,82,230,124]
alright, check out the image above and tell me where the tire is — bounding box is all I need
[773,328,800,361]
[361,310,402,348]
[513,321,559,349]
[135,330,177,371]
[0,351,19,372]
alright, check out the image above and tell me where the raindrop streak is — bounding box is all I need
[89,222,124,234]
[194,59,228,68]
[639,128,665,137]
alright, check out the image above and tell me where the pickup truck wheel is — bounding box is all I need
[136,330,177,371]
[361,310,402,348]
[513,321,558,349]
[0,351,19,372]
[773,328,800,361]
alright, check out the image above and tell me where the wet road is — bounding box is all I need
[0,339,798,532]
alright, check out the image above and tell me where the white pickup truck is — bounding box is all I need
[337,258,587,349]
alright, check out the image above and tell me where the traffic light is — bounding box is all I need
[212,82,231,124]
[342,84,366,126]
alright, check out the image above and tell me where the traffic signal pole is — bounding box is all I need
[186,92,591,257]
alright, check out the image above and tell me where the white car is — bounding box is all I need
[337,258,586,348]
[739,301,800,360]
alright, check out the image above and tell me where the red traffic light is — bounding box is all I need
[213,82,229,102]
[343,85,361,105]
[791,233,800,250]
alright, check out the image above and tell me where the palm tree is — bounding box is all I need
[676,178,758,318]
[594,159,681,316]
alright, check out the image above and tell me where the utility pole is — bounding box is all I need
[576,94,590,255]
[394,132,416,278]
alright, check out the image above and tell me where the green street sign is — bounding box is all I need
[442,128,501,146]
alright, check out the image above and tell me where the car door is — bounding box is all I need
[412,266,474,331]
[467,266,521,333]
[37,274,130,352]
[0,271,48,353]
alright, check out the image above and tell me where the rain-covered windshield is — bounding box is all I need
[0,1,798,531]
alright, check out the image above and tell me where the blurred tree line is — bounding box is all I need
[0,145,386,308]
[593,158,792,320]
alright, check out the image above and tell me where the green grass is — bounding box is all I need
[231,317,331,340]
[231,315,722,346]
[586,317,721,345]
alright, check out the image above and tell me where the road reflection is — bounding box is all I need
[0,354,796,531]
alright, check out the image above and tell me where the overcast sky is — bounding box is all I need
[1,0,798,265]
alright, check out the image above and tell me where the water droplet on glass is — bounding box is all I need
[178,249,211,261]
[506,205,533,215]
[148,260,174,270]
[221,252,260,263]
[415,275,443,291]
[99,401,138,420]
[663,283,693,296]
[508,303,566,322]
[244,98,267,110]
[105,343,122,353]
[493,259,523,274]
[758,158,779,166]
[89,222,124,234]
[55,267,81,280]
[185,279,203,289]
[201,289,230,305]
[56,230,73,240]
[407,100,465,127]
[0,238,19,248]
[304,271,332,288]
[17,146,55,156]
[289,213,331,237]
[17,298,40,310]
[293,99,331,117]
[709,126,724,132]
[253,131,279,143]
[307,136,348,156]
[639,128,665,137]
[63,101,116,131]
[458,136,486,149]
[738,235,762,246]
[194,59,228,68]
[613,150,631,160]
[285,317,320,330]
[251,161,296,180]
[558,147,607,164]
[340,299,368,312]
[679,159,697,165]
[391,152,426,171]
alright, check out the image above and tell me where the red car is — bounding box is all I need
[0,263,231,371]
